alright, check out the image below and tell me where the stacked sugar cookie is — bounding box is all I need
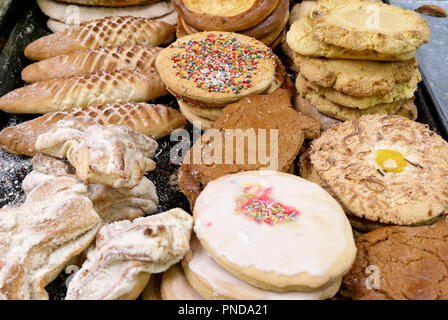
[173,0,289,48]
[156,31,288,129]
[37,0,177,33]
[152,171,357,300]
[286,0,430,130]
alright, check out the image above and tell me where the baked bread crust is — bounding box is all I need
[25,16,175,60]
[0,102,185,157]
[22,45,163,83]
[173,0,279,31]
[0,69,168,114]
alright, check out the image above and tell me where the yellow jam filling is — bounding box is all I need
[375,149,407,173]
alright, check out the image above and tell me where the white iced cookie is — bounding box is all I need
[182,237,342,299]
[194,170,356,292]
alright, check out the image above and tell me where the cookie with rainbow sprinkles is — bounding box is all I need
[193,170,356,293]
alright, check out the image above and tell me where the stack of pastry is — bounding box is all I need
[173,0,289,48]
[286,0,430,130]
[37,0,177,33]
[151,171,357,300]
[0,16,176,114]
[156,31,289,129]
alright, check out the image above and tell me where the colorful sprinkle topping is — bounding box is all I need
[235,184,299,226]
[170,33,274,94]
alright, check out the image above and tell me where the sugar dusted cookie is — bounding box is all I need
[161,264,204,300]
[193,171,356,292]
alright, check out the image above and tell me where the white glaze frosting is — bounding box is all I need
[194,171,353,277]
[188,239,339,300]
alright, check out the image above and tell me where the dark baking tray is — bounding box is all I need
[0,0,446,300]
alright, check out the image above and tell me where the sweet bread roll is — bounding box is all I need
[65,208,193,300]
[0,175,101,300]
[0,102,186,157]
[173,0,279,31]
[25,16,175,60]
[35,120,158,188]
[22,45,163,83]
[0,69,168,114]
[37,0,174,24]
[54,0,161,6]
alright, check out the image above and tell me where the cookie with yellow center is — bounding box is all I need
[156,32,277,106]
[193,171,356,292]
[305,115,448,228]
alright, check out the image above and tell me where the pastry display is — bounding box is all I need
[0,175,102,300]
[22,45,163,83]
[25,16,175,60]
[172,0,288,47]
[300,115,448,231]
[0,69,168,114]
[35,120,158,188]
[182,237,341,300]
[0,0,447,302]
[66,208,193,300]
[0,102,186,156]
[178,89,319,206]
[193,171,356,293]
[22,154,159,223]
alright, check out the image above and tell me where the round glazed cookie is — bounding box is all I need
[160,264,204,300]
[193,171,356,292]
[183,237,342,300]
[307,115,448,226]
[173,0,279,31]
[156,32,277,106]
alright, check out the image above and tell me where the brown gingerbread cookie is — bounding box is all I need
[178,88,320,207]
[340,221,448,300]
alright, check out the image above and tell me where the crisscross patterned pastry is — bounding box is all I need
[22,154,159,223]
[22,45,163,83]
[35,120,158,188]
[66,208,193,300]
[0,102,186,156]
[25,16,175,60]
[0,69,167,114]
[0,176,101,300]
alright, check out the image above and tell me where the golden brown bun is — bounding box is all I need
[173,0,279,31]
[22,45,162,83]
[25,16,175,60]
[0,69,168,114]
[53,0,160,6]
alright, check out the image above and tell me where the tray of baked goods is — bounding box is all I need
[0,0,447,301]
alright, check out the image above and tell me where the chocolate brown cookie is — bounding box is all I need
[178,88,320,207]
[340,221,448,300]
